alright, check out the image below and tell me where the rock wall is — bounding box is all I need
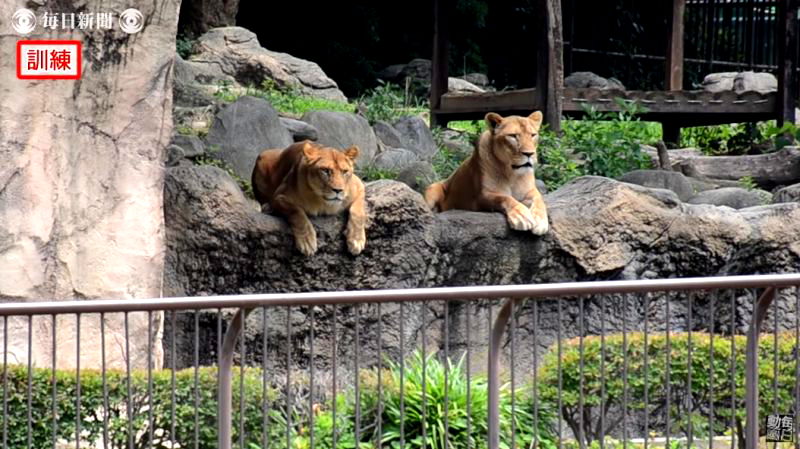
[164,166,800,380]
[0,0,180,369]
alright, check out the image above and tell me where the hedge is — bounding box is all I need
[538,332,799,446]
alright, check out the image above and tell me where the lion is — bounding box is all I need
[251,140,367,256]
[424,111,549,235]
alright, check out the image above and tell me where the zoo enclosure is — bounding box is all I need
[0,274,799,449]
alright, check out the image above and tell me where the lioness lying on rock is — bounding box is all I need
[425,111,549,235]
[252,141,367,256]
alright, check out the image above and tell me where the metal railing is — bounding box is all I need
[0,274,798,449]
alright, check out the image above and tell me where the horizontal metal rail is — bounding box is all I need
[1,273,799,315]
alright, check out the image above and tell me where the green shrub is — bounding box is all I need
[362,351,558,449]
[176,34,196,59]
[680,121,799,156]
[538,332,799,447]
[0,365,285,449]
[358,81,425,124]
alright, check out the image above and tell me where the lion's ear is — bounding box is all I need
[528,111,544,127]
[343,145,359,161]
[301,141,319,162]
[485,112,504,131]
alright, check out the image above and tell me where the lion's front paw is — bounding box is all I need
[531,215,549,235]
[346,225,366,255]
[506,204,535,231]
[294,229,318,256]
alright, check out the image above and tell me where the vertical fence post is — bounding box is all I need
[488,298,519,449]
[219,308,254,449]
[745,287,776,449]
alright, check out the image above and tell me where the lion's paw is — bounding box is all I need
[295,230,318,256]
[531,215,549,236]
[347,235,366,255]
[507,204,534,231]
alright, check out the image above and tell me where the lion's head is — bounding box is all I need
[485,111,544,173]
[301,142,359,204]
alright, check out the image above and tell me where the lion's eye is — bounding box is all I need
[321,168,332,176]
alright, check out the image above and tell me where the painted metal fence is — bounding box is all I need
[0,274,798,449]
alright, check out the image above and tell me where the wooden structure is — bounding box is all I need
[430,0,799,141]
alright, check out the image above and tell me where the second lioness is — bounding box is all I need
[425,111,548,235]
[252,141,367,256]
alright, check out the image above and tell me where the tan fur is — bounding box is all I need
[252,140,367,256]
[424,111,549,235]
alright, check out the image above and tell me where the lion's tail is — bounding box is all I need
[424,182,446,212]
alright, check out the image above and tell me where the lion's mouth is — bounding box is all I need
[324,195,344,202]
[512,162,534,170]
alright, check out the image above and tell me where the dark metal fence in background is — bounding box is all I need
[0,274,798,449]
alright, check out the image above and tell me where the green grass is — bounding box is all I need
[215,80,354,117]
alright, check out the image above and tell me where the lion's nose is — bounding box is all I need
[331,188,343,194]
[522,151,535,158]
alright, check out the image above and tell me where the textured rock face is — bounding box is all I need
[687,187,771,209]
[618,170,695,201]
[164,170,800,376]
[301,110,378,166]
[0,0,180,369]
[191,27,347,102]
[205,96,294,179]
[564,71,626,90]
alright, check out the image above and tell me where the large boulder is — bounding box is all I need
[564,71,625,90]
[392,116,438,160]
[301,110,378,166]
[688,187,771,209]
[618,170,695,201]
[373,148,420,172]
[448,77,485,93]
[279,117,319,142]
[191,27,347,102]
[702,71,777,94]
[397,161,438,192]
[774,183,800,203]
[0,0,179,370]
[205,96,294,179]
[164,171,800,373]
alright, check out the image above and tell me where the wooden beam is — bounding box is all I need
[665,0,686,91]
[429,0,450,128]
[535,0,564,133]
[776,0,798,125]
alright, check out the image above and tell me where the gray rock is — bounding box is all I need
[205,96,293,179]
[702,71,778,94]
[536,179,548,194]
[448,77,485,93]
[397,161,438,192]
[400,58,432,83]
[279,117,318,142]
[618,170,695,201]
[460,73,489,87]
[166,145,185,167]
[734,71,777,94]
[701,72,737,93]
[773,183,800,203]
[392,116,438,160]
[192,27,347,102]
[373,120,405,149]
[564,71,625,90]
[170,134,206,158]
[301,110,378,166]
[688,187,771,209]
[373,148,419,172]
[377,64,407,82]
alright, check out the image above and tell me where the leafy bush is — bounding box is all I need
[0,365,285,449]
[680,121,800,156]
[176,34,196,59]
[357,81,425,124]
[538,332,799,447]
